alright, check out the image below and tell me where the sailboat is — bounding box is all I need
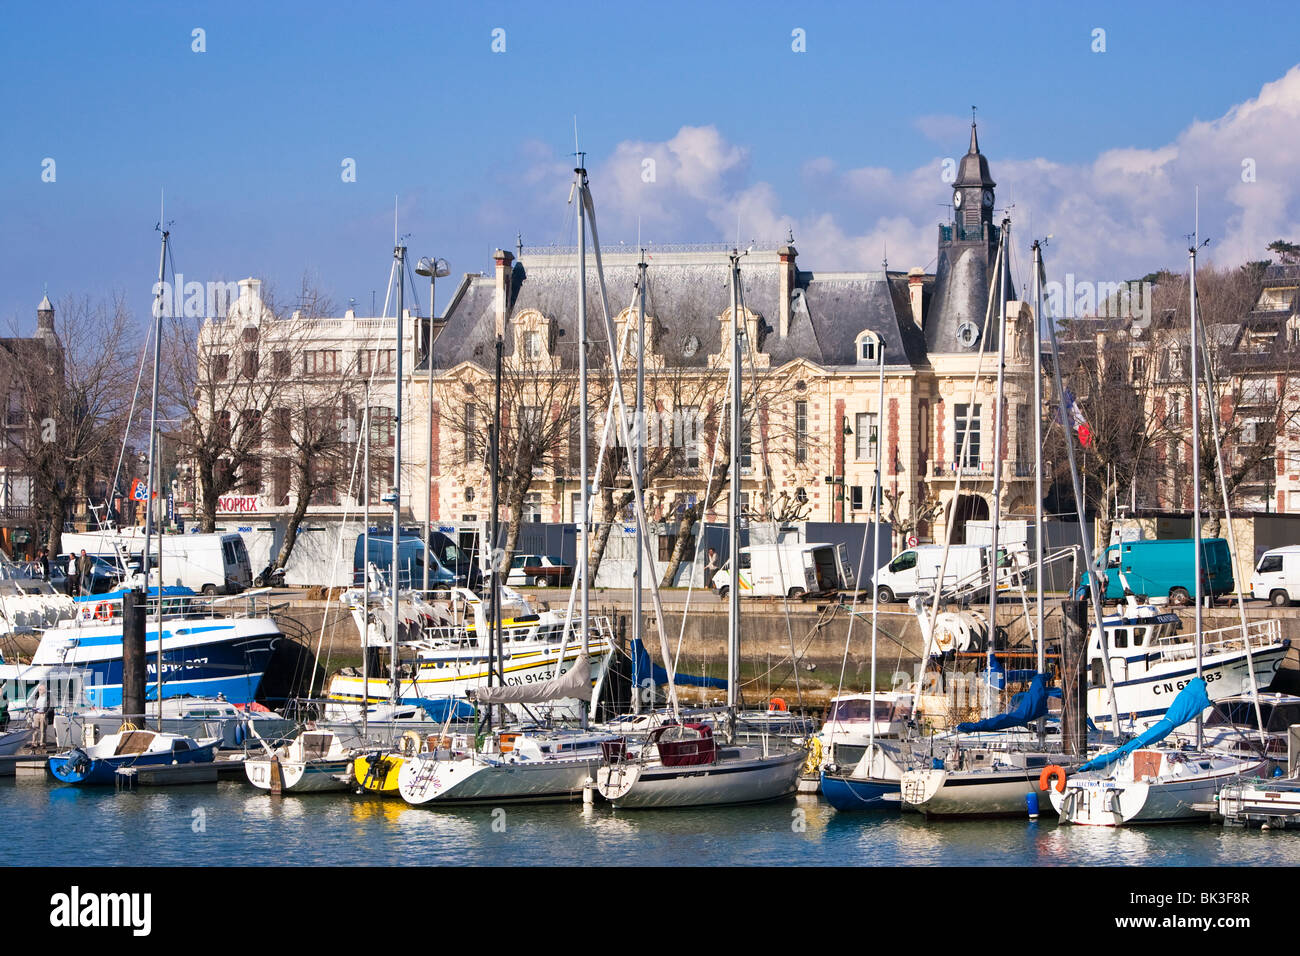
[1049,224,1273,827]
[595,239,804,809]
[244,727,354,793]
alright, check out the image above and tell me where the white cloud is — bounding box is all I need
[509,66,1300,284]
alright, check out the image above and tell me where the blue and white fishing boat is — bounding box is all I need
[28,588,282,707]
[48,727,218,785]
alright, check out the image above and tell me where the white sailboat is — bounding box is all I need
[1051,223,1269,826]
[596,236,804,809]
[244,728,354,793]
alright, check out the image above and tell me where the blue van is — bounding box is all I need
[1080,537,1234,604]
[353,530,475,589]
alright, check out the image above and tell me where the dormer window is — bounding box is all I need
[523,330,542,360]
[856,331,881,364]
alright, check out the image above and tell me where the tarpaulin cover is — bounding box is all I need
[957,673,1050,733]
[1078,677,1211,773]
[631,637,728,690]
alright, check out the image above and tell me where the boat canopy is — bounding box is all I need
[474,655,591,705]
[957,673,1051,733]
[630,637,727,691]
[1077,677,1211,773]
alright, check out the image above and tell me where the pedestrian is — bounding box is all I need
[77,549,92,596]
[706,547,720,584]
[37,547,50,582]
[30,684,48,748]
[0,695,9,732]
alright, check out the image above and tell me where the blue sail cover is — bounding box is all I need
[630,637,727,690]
[957,673,1050,733]
[414,698,476,721]
[1078,677,1211,773]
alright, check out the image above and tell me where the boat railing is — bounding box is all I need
[1151,619,1282,662]
[412,614,617,652]
[65,588,288,628]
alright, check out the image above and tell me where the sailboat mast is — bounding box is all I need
[577,161,591,729]
[362,387,370,739]
[390,243,405,709]
[1039,242,1124,733]
[728,250,741,715]
[489,335,503,729]
[145,224,168,726]
[987,219,1010,712]
[633,252,647,717]
[869,343,885,753]
[1032,240,1046,743]
[1189,241,1205,748]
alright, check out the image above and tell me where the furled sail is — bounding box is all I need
[473,655,591,705]
[956,673,1051,733]
[630,637,727,690]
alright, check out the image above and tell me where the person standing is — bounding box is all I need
[30,684,48,749]
[77,549,92,597]
[37,547,50,582]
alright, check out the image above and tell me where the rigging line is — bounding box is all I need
[581,179,680,719]
[1191,279,1267,748]
[108,307,155,526]
[915,227,1006,719]
[735,267,803,709]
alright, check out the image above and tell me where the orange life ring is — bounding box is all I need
[499,732,519,753]
[769,697,788,712]
[1039,764,1068,793]
[94,602,113,622]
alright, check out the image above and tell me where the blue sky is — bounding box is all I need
[3,1,1300,331]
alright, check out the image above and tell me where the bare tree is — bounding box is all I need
[0,294,139,556]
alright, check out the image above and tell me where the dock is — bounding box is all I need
[0,755,49,778]
[114,757,248,790]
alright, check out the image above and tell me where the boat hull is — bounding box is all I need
[1052,760,1265,826]
[0,726,34,756]
[1088,644,1288,729]
[244,757,352,793]
[398,752,602,805]
[597,749,804,809]
[901,767,1054,818]
[820,773,898,811]
[48,741,217,786]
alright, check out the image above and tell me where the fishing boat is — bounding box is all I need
[244,728,354,793]
[324,585,614,723]
[48,728,218,785]
[1083,597,1287,732]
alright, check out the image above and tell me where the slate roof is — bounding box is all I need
[432,248,929,373]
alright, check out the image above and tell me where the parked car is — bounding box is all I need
[505,554,572,588]
[1251,545,1300,606]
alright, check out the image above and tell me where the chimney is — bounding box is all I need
[493,249,514,338]
[907,267,925,329]
[778,245,797,338]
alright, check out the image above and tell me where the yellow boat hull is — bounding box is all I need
[353,754,406,795]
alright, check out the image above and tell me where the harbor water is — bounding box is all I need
[6,777,1300,867]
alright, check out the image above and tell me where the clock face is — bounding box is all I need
[982,189,994,208]
[953,191,963,209]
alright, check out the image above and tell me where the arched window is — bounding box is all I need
[856,330,881,364]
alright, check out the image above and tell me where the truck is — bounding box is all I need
[352,529,480,590]
[1081,537,1234,604]
[872,544,990,603]
[60,530,253,595]
[1250,545,1300,607]
[711,543,850,599]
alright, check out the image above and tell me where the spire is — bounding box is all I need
[969,119,980,156]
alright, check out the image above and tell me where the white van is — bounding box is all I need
[873,544,989,603]
[712,543,849,599]
[1251,546,1300,606]
[62,531,253,595]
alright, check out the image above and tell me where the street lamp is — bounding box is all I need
[414,256,450,592]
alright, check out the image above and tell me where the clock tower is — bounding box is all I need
[923,120,1011,355]
[952,120,996,239]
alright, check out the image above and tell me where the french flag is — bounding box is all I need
[1060,389,1093,448]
